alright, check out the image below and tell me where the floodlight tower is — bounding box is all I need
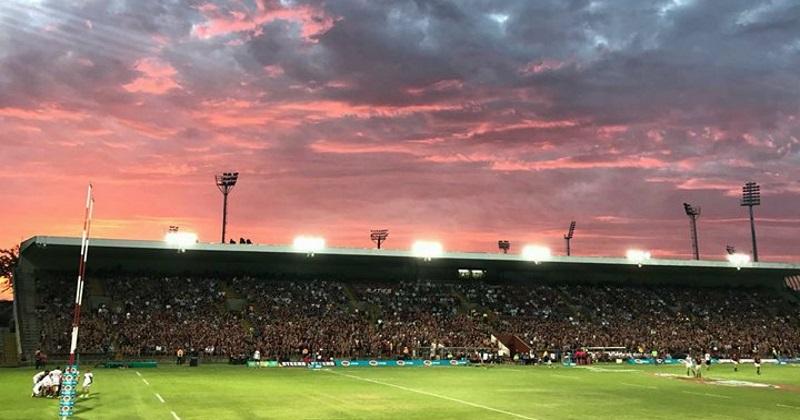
[683,203,701,260]
[498,240,510,254]
[564,221,576,256]
[215,172,239,244]
[370,229,389,249]
[740,181,761,262]
[726,245,736,255]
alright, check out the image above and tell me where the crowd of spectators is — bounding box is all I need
[35,275,800,360]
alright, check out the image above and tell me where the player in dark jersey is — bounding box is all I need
[754,355,762,375]
[732,353,739,372]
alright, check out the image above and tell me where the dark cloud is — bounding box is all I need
[0,0,798,259]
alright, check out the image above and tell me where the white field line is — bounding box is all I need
[136,371,181,419]
[777,404,800,410]
[620,382,658,390]
[551,374,579,380]
[682,391,732,399]
[325,370,538,420]
[582,367,638,373]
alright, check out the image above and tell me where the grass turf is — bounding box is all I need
[2,363,800,419]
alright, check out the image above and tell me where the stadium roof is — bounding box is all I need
[18,236,800,288]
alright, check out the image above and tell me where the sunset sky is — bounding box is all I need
[1,0,799,263]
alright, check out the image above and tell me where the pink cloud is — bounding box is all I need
[646,177,743,195]
[192,2,335,41]
[490,156,668,171]
[263,64,285,78]
[520,59,566,75]
[310,140,417,155]
[123,58,181,94]
[406,79,464,96]
[0,105,87,122]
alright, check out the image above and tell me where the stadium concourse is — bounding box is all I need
[12,236,800,364]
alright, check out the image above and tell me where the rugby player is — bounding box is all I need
[82,369,94,398]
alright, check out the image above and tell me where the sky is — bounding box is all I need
[0,0,799,265]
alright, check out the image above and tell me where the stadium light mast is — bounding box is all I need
[215,172,239,244]
[564,221,576,256]
[370,229,389,249]
[498,240,510,254]
[683,203,701,260]
[740,181,761,262]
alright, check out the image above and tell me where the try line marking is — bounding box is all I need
[135,371,142,377]
[777,404,800,410]
[171,410,182,420]
[142,378,150,386]
[325,370,538,420]
[155,393,166,403]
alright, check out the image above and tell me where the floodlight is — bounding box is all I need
[293,236,326,256]
[564,221,576,256]
[727,253,750,270]
[411,241,443,260]
[521,245,551,264]
[215,171,239,243]
[626,249,651,267]
[740,181,761,262]
[370,229,389,249]
[498,240,510,254]
[683,203,701,260]
[164,231,198,250]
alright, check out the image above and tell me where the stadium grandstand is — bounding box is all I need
[10,236,800,365]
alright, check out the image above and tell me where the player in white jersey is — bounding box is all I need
[32,374,53,397]
[32,370,49,385]
[81,369,94,397]
[49,367,63,395]
[685,355,693,376]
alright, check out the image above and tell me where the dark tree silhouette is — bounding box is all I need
[0,245,19,294]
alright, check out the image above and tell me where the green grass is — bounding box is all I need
[2,363,800,419]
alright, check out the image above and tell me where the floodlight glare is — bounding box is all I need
[411,241,443,260]
[293,236,326,256]
[521,245,551,264]
[626,249,651,267]
[164,231,198,249]
[727,253,751,270]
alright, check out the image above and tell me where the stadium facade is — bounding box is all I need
[12,235,800,361]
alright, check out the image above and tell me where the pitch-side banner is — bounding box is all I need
[626,358,687,365]
[247,359,469,368]
[334,359,469,368]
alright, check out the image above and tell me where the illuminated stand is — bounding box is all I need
[59,185,94,419]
